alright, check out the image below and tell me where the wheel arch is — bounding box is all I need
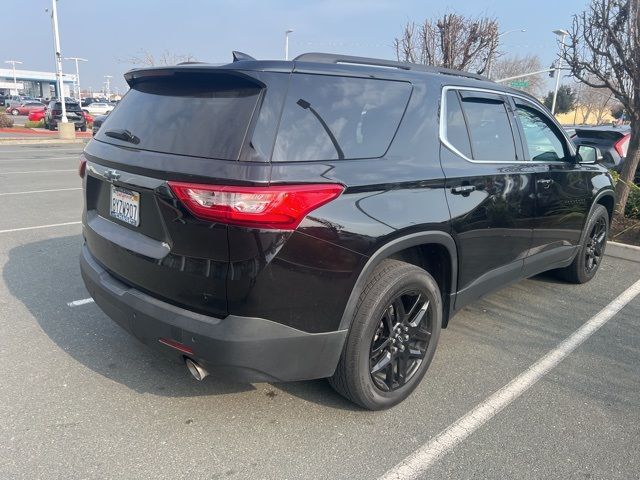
[338,231,458,331]
[594,189,615,222]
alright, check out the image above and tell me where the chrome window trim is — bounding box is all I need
[439,85,575,164]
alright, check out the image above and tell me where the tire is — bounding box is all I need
[557,204,609,284]
[48,122,56,131]
[329,259,442,410]
[11,109,19,116]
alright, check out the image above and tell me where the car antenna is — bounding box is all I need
[232,51,256,62]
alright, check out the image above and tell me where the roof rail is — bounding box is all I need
[293,52,487,80]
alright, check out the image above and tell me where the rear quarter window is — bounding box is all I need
[272,74,412,161]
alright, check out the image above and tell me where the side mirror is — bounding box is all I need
[576,145,603,164]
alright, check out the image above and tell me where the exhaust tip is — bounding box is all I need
[185,357,209,381]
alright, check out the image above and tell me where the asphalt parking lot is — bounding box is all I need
[0,143,639,480]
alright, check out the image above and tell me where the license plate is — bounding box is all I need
[110,185,140,226]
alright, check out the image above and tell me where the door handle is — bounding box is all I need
[537,179,554,189]
[451,185,476,195]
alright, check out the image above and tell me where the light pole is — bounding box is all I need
[48,0,67,123]
[285,29,294,60]
[64,57,87,103]
[104,75,112,100]
[487,29,525,79]
[4,60,23,91]
[551,29,569,115]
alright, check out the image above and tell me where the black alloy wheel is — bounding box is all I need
[585,216,606,274]
[329,259,442,410]
[369,291,432,392]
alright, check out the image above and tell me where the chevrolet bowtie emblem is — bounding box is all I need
[104,169,121,182]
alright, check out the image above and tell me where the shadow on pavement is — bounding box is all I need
[3,234,356,409]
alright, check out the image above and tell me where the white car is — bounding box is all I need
[83,102,115,115]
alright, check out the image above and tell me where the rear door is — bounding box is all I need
[440,87,536,308]
[512,98,591,274]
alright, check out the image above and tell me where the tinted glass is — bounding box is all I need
[461,98,516,161]
[273,74,412,161]
[97,73,263,160]
[445,90,472,158]
[53,102,82,112]
[516,105,567,161]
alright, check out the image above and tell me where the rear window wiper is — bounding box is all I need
[104,128,140,145]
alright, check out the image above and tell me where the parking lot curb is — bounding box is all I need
[0,138,86,145]
[606,241,640,263]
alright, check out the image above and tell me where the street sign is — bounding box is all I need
[509,80,530,88]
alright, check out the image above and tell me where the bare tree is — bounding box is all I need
[572,77,615,124]
[562,0,640,220]
[120,49,196,67]
[394,13,500,74]
[492,54,544,96]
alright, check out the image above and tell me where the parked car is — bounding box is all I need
[44,100,87,131]
[91,114,107,136]
[27,107,46,122]
[82,102,114,115]
[6,101,45,116]
[79,52,615,410]
[571,125,637,182]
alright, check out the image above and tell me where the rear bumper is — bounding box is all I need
[80,245,347,382]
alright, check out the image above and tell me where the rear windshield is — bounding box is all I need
[272,74,412,161]
[96,72,263,160]
[54,102,81,111]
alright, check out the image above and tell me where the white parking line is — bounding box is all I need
[67,298,95,307]
[0,169,76,174]
[0,187,81,196]
[380,278,640,480]
[0,221,81,234]
[0,149,83,154]
[0,156,81,161]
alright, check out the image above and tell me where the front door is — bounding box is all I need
[511,98,591,275]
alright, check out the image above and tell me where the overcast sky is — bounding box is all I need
[2,0,590,95]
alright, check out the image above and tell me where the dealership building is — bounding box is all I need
[0,67,76,98]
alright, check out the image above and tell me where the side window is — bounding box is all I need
[444,90,472,158]
[460,96,517,161]
[272,74,412,161]
[515,104,568,162]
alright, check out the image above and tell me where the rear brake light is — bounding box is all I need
[78,154,87,178]
[167,182,344,230]
[614,133,630,157]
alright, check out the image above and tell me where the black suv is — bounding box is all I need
[45,100,87,131]
[79,52,615,410]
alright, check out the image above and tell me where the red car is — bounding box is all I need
[6,102,45,116]
[28,107,46,122]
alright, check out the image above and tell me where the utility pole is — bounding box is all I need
[285,29,294,60]
[4,60,23,91]
[64,57,87,103]
[49,0,67,123]
[551,29,569,115]
[104,75,112,100]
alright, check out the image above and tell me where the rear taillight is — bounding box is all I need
[614,133,630,158]
[78,154,87,178]
[167,182,345,230]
